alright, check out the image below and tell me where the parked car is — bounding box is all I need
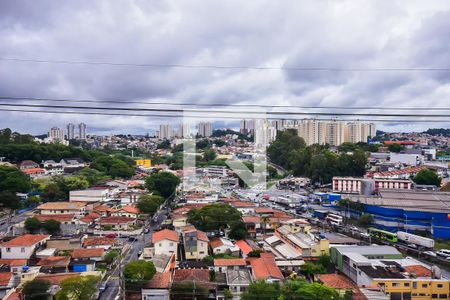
[105,233,117,238]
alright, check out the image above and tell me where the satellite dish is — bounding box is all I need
[431,265,442,279]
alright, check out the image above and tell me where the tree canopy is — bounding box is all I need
[123,260,156,289]
[187,203,242,233]
[145,171,180,198]
[22,278,51,300]
[413,169,442,186]
[267,129,306,169]
[136,194,165,215]
[0,165,31,193]
[55,275,100,300]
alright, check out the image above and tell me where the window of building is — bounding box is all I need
[439,295,448,299]
[422,284,428,288]
[6,248,11,252]
[412,282,417,289]
[432,294,438,299]
[437,284,443,288]
[404,283,410,287]
[392,283,400,287]
[21,248,25,253]
[159,243,162,247]
[169,242,174,246]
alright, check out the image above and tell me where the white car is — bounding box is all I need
[423,251,437,257]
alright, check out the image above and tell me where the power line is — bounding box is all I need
[1,108,450,123]
[1,57,449,72]
[2,102,450,118]
[1,96,450,111]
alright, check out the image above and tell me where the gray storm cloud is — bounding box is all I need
[0,0,449,134]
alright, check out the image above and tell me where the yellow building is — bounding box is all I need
[373,278,449,300]
[135,159,152,168]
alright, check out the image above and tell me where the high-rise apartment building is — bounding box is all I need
[198,122,213,137]
[67,123,75,140]
[240,119,254,135]
[158,124,173,139]
[297,119,375,146]
[175,123,191,138]
[48,127,65,142]
[78,123,87,140]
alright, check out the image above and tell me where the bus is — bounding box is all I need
[325,213,343,226]
[368,228,398,243]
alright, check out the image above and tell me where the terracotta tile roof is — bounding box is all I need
[119,205,139,214]
[72,248,104,259]
[1,234,50,247]
[36,273,81,285]
[214,258,246,266]
[4,291,19,300]
[100,216,135,224]
[0,272,12,286]
[196,230,209,242]
[0,259,28,267]
[404,265,432,277]
[209,238,224,249]
[375,166,424,178]
[236,240,253,255]
[242,216,261,223]
[250,253,283,280]
[229,201,256,208]
[35,214,75,222]
[93,204,113,212]
[152,229,179,243]
[173,269,214,289]
[37,202,85,210]
[319,274,355,289]
[37,256,70,267]
[255,208,275,214]
[85,212,101,219]
[22,168,46,175]
[146,271,172,289]
[83,237,116,247]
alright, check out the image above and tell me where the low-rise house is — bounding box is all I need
[99,216,136,230]
[318,274,356,298]
[111,205,139,219]
[150,253,176,273]
[82,237,116,250]
[37,256,71,273]
[35,214,77,225]
[249,253,284,283]
[72,248,104,262]
[42,160,64,176]
[19,160,39,170]
[46,236,84,252]
[79,212,101,225]
[0,273,13,299]
[69,188,112,203]
[0,234,50,259]
[152,229,179,259]
[172,269,215,291]
[60,158,85,172]
[22,168,46,178]
[235,240,255,258]
[214,258,247,273]
[141,271,172,300]
[209,238,240,256]
[36,202,86,216]
[182,226,209,260]
[226,269,253,299]
[275,226,329,257]
[92,204,113,217]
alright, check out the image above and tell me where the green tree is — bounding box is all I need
[145,172,180,198]
[0,190,21,210]
[75,168,110,185]
[300,262,326,277]
[41,182,62,202]
[267,129,306,169]
[187,203,242,233]
[358,214,374,227]
[123,260,156,289]
[388,143,404,153]
[43,219,61,235]
[109,159,134,179]
[413,169,442,186]
[0,165,31,192]
[228,221,247,240]
[170,282,209,300]
[55,275,100,300]
[22,278,51,300]
[25,217,42,233]
[247,250,263,258]
[53,176,89,200]
[241,280,280,300]
[136,194,165,215]
[104,250,119,264]
[223,288,233,300]
[203,148,217,161]
[296,282,340,300]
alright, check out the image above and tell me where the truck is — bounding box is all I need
[396,231,435,249]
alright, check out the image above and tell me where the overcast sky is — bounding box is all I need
[1,1,450,135]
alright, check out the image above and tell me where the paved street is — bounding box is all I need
[99,207,168,300]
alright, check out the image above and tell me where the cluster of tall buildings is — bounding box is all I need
[297,119,376,146]
[156,122,214,139]
[48,123,87,142]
